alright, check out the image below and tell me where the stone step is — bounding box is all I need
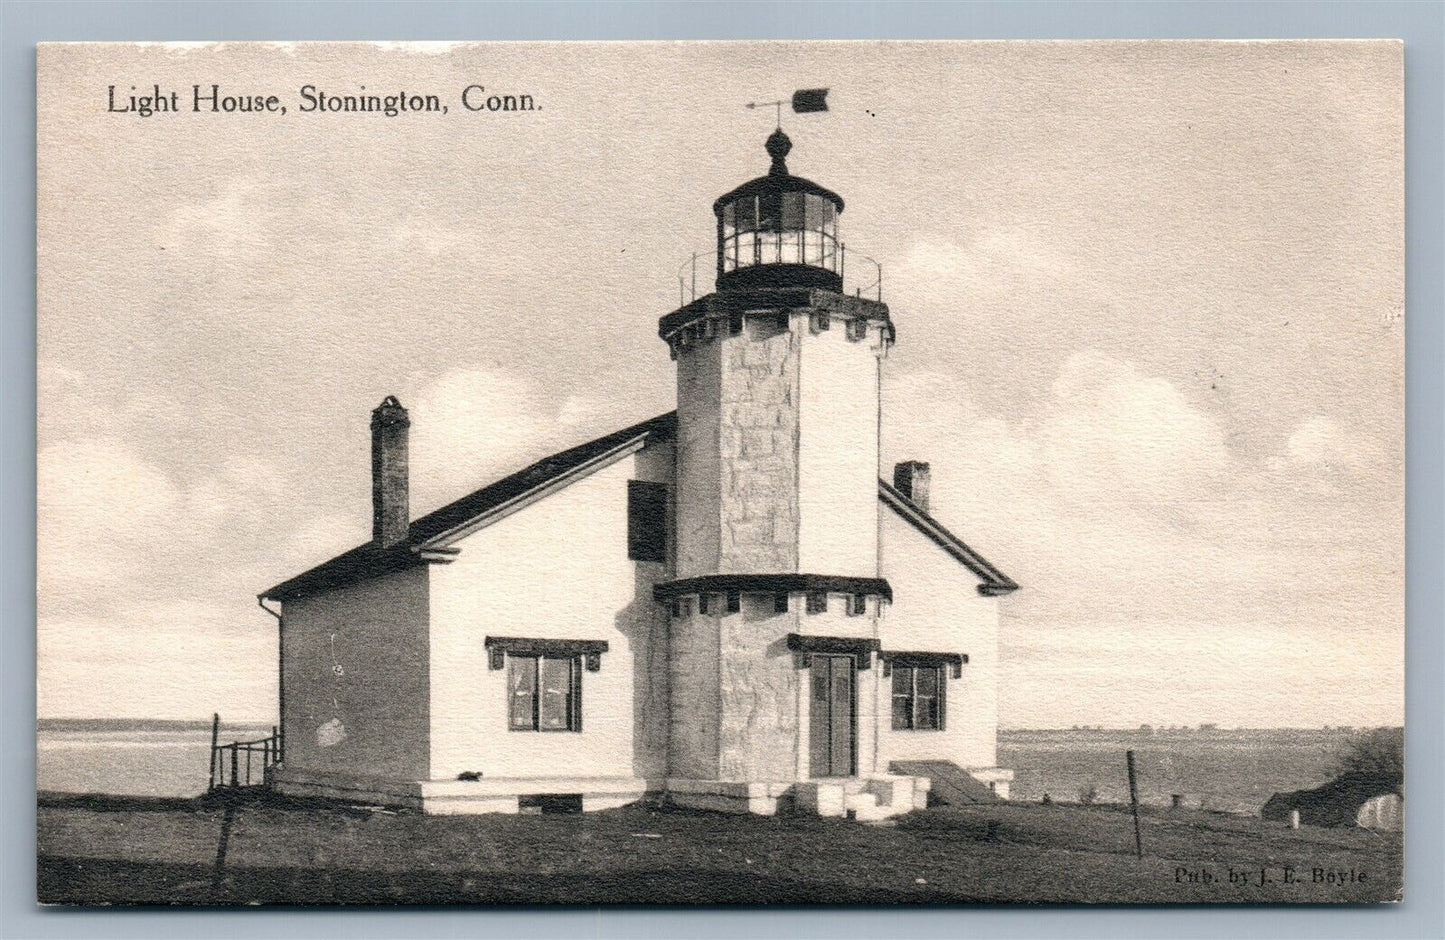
[852,802,893,823]
[844,791,879,815]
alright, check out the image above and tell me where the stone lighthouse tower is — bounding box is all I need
[656,130,904,814]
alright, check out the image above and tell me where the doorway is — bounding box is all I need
[809,654,856,777]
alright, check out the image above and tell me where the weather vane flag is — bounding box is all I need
[746,87,829,126]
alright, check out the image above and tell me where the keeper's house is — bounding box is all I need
[261,131,1018,819]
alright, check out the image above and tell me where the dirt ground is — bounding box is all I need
[36,791,1402,905]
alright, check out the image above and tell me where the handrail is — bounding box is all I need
[671,245,883,305]
[207,713,282,791]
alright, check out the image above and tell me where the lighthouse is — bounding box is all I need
[656,129,900,801]
[264,125,1015,820]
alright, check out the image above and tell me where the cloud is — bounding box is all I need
[1041,350,1231,510]
[884,348,1401,669]
[1284,415,1388,476]
[407,366,658,516]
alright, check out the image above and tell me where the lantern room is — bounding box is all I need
[714,129,845,292]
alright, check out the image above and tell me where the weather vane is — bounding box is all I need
[746,88,829,127]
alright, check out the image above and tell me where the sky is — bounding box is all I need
[36,41,1403,728]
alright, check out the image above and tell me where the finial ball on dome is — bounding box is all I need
[766,129,792,175]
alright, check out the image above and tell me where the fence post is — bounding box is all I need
[208,713,220,792]
[1126,750,1144,860]
[230,745,239,787]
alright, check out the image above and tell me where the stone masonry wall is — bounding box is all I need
[717,316,799,572]
[717,596,801,780]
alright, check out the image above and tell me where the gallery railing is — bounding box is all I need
[675,245,884,306]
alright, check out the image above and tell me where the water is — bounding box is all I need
[37,722,1361,814]
[38,722,273,798]
[1000,728,1359,815]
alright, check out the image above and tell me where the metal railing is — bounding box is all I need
[675,244,884,306]
[207,713,282,791]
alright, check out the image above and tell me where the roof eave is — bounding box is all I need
[877,480,1019,596]
[415,431,656,550]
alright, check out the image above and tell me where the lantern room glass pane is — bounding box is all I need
[737,231,756,266]
[804,194,824,230]
[722,201,736,237]
[782,192,807,230]
[758,192,781,232]
[804,230,823,264]
[733,197,757,233]
[780,231,801,264]
[757,230,780,264]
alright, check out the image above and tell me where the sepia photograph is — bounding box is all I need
[35,39,1404,905]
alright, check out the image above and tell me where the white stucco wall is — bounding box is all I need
[876,506,1001,770]
[427,443,673,782]
[280,565,431,781]
[797,323,881,577]
[675,337,722,578]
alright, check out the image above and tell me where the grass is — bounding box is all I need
[37,791,1401,905]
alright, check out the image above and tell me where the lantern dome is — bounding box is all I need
[713,130,845,292]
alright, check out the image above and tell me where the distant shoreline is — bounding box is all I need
[38,718,274,733]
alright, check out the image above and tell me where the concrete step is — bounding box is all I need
[889,760,1000,806]
[844,791,879,814]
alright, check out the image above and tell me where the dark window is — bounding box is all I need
[699,593,712,616]
[627,481,668,563]
[728,313,743,335]
[806,591,828,614]
[726,591,741,613]
[508,654,582,732]
[774,592,790,614]
[848,593,867,616]
[891,665,945,731]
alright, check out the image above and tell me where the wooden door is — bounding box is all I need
[809,655,856,777]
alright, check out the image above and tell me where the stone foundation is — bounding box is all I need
[271,766,651,815]
[271,766,931,821]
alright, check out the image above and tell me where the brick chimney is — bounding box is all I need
[371,396,410,547]
[893,460,931,512]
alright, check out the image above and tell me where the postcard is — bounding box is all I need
[37,39,1403,904]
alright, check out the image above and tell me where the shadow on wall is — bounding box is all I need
[615,562,670,780]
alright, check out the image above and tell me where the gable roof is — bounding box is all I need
[260,411,677,601]
[878,480,1019,596]
[260,409,1018,602]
